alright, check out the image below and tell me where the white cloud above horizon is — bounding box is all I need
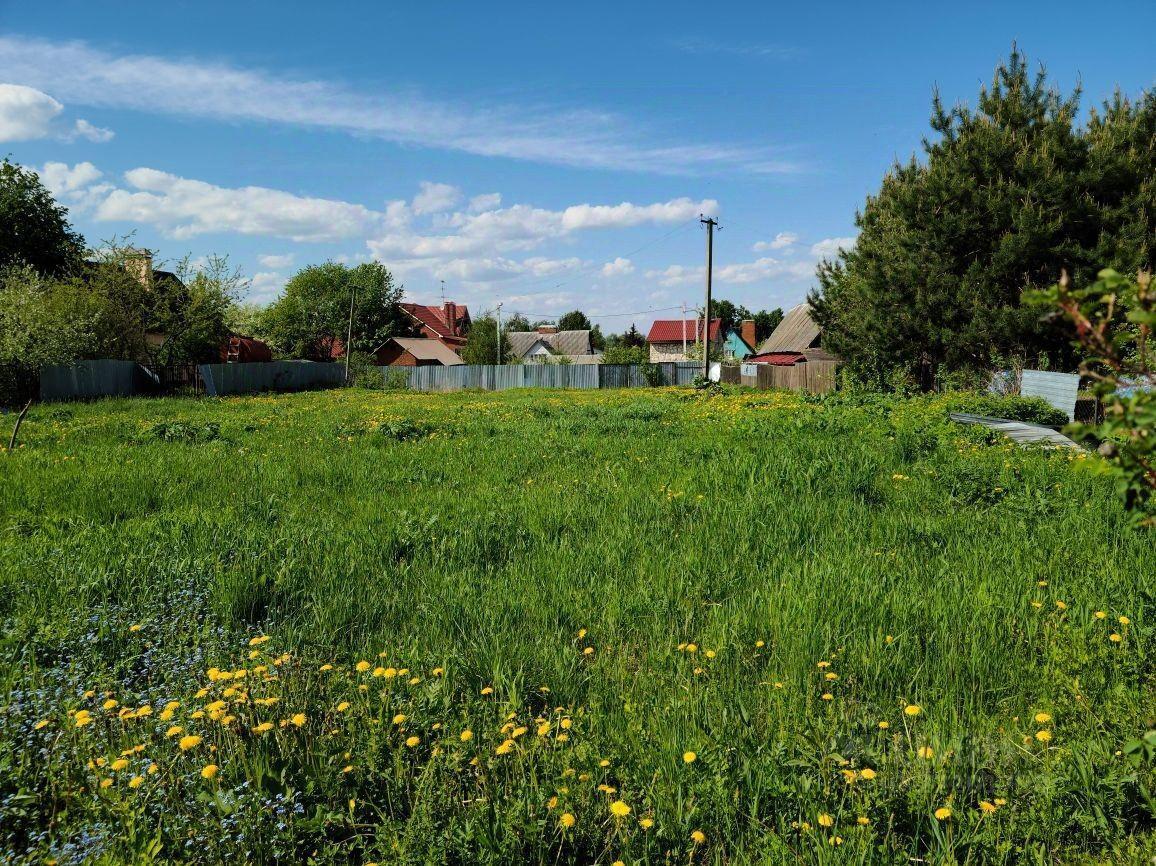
[0,35,798,175]
[0,83,113,143]
[810,236,856,258]
[753,231,797,252]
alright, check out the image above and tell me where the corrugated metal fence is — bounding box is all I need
[198,362,347,396]
[399,362,702,392]
[40,360,152,401]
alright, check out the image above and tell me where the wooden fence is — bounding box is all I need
[735,359,838,393]
[400,362,702,393]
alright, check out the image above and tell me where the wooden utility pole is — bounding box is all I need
[700,216,717,380]
[344,282,357,382]
[496,302,503,365]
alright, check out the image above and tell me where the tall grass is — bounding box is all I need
[0,388,1152,864]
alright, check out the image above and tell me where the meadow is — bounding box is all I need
[0,386,1153,865]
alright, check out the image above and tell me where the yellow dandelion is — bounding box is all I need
[857,815,870,825]
[178,735,202,751]
[99,778,113,789]
[1119,616,1131,625]
[917,746,934,759]
[34,720,50,731]
[128,776,144,789]
[336,701,351,713]
[821,693,834,701]
[559,812,576,828]
[1110,633,1123,643]
[1034,712,1052,724]
[1035,730,1052,743]
[979,800,997,813]
[481,686,493,696]
[904,704,922,717]
[355,661,371,673]
[683,751,697,764]
[691,829,706,844]
[405,735,420,748]
[859,767,876,780]
[817,813,834,827]
[201,764,219,780]
[102,699,118,711]
[392,713,407,725]
[878,721,889,729]
[639,817,654,829]
[934,807,952,821]
[460,729,473,742]
[609,800,631,818]
[290,713,306,727]
[495,739,515,755]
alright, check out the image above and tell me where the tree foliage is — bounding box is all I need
[263,262,410,360]
[460,316,511,365]
[557,310,592,331]
[0,159,84,276]
[810,49,1156,386]
[709,299,783,345]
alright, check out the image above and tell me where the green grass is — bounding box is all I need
[1,387,1153,864]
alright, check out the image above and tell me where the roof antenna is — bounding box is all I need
[440,279,446,304]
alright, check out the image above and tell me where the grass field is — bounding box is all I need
[1,386,1153,864]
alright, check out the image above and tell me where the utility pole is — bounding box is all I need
[344,281,357,383]
[681,301,687,358]
[700,215,717,380]
[496,302,503,366]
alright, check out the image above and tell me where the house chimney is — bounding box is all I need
[741,319,756,348]
[443,301,457,337]
[124,248,154,290]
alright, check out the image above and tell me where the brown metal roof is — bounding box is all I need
[381,337,464,365]
[756,303,821,353]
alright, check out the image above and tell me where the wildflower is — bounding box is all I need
[512,726,528,738]
[704,649,716,659]
[547,795,558,809]
[1034,712,1052,724]
[1120,615,1131,625]
[128,776,144,789]
[99,778,113,789]
[537,722,552,737]
[320,664,333,672]
[904,704,922,717]
[817,661,830,669]
[290,713,306,727]
[577,628,587,638]
[610,801,631,818]
[102,699,118,711]
[917,746,934,759]
[201,764,219,780]
[582,647,594,656]
[342,765,353,773]
[405,735,420,747]
[683,751,697,764]
[129,624,143,632]
[1110,633,1123,643]
[392,713,407,725]
[859,767,876,780]
[481,687,493,696]
[355,661,371,673]
[336,701,351,713]
[178,735,203,751]
[495,739,515,755]
[639,817,654,829]
[885,634,894,643]
[599,759,611,767]
[994,797,1007,806]
[432,667,444,676]
[691,829,706,844]
[33,720,49,731]
[934,807,952,821]
[755,640,765,648]
[1035,730,1052,743]
[841,769,858,784]
[249,635,270,646]
[821,693,834,701]
[1055,600,1067,610]
[686,643,697,653]
[857,816,870,825]
[824,672,838,681]
[559,812,576,828]
[560,718,572,729]
[460,730,473,742]
[817,813,834,827]
[979,800,997,813]
[147,763,158,775]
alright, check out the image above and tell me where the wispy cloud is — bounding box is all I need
[1,35,798,175]
[0,82,112,143]
[669,37,802,61]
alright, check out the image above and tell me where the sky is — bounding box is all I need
[1,1,1153,332]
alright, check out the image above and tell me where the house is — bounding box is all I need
[373,337,465,367]
[646,318,722,362]
[400,301,471,352]
[506,326,600,363]
[723,320,757,360]
[746,303,834,365]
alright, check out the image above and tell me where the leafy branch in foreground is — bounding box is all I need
[1029,268,1155,525]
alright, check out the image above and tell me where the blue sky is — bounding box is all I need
[1,0,1153,331]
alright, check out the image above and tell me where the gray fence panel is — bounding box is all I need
[40,360,145,401]
[199,362,346,396]
[1020,370,1081,421]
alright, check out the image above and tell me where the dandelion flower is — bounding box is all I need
[639,817,654,829]
[481,687,493,696]
[559,812,576,828]
[178,735,203,751]
[405,735,420,747]
[1120,616,1131,626]
[392,713,407,725]
[817,813,834,827]
[979,800,997,813]
[917,746,934,759]
[201,764,219,780]
[1110,633,1123,643]
[495,739,515,755]
[1034,712,1052,724]
[683,751,697,764]
[336,702,350,713]
[904,704,922,717]
[610,800,631,818]
[934,807,952,821]
[512,726,528,738]
[128,776,144,789]
[99,778,113,789]
[857,815,870,825]
[291,713,306,727]
[1035,730,1052,743]
[33,720,49,731]
[878,721,889,729]
[460,729,473,742]
[355,661,371,673]
[859,768,876,780]
[821,693,834,701]
[102,699,118,711]
[691,829,706,844]
[1094,610,1107,619]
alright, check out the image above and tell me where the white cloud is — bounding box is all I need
[412,181,462,216]
[0,35,798,175]
[258,253,295,269]
[92,167,381,241]
[0,83,62,141]
[752,231,797,252]
[39,160,103,194]
[646,256,814,287]
[601,257,635,277]
[248,271,287,303]
[468,192,502,213]
[810,236,856,259]
[72,118,114,142]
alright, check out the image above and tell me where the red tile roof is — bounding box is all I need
[647,318,721,343]
[746,351,806,366]
[401,302,470,346]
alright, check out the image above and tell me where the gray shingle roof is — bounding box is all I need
[506,330,593,358]
[756,304,821,354]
